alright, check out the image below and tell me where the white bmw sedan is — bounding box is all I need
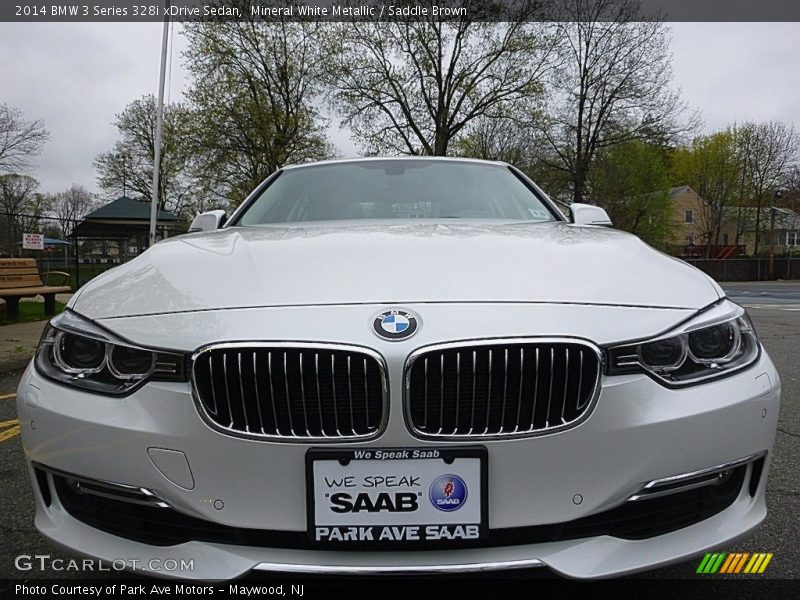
[18,158,780,579]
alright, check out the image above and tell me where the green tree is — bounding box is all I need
[184,4,333,206]
[671,131,743,252]
[94,95,194,215]
[591,140,673,248]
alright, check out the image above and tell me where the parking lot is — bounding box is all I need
[0,282,798,581]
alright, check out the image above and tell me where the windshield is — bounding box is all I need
[235,160,557,225]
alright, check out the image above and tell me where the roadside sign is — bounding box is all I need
[22,233,44,250]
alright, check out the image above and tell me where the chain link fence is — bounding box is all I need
[684,258,800,282]
[0,211,174,290]
[3,210,798,288]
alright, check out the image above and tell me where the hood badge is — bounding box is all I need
[372,308,420,341]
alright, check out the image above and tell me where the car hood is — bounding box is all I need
[70,221,721,319]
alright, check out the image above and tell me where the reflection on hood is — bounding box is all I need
[71,221,720,318]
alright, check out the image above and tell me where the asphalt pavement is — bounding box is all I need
[724,281,800,306]
[0,287,798,583]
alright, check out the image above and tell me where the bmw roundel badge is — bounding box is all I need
[372,308,420,341]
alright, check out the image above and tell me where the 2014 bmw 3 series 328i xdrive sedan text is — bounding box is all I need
[17,158,779,579]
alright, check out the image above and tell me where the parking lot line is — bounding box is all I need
[0,419,18,428]
[740,304,800,311]
[0,425,20,443]
[0,393,16,401]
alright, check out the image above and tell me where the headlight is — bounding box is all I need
[607,300,760,386]
[36,310,187,395]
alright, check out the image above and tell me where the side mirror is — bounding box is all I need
[570,203,612,226]
[188,210,227,233]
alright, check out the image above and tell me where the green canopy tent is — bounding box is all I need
[71,197,181,286]
[73,196,179,239]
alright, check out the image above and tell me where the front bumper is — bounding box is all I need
[17,338,780,580]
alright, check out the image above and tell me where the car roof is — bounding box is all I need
[282,156,509,171]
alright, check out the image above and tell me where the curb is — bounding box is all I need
[0,354,33,375]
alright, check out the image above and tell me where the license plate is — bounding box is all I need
[306,447,486,545]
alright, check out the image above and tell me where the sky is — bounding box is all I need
[0,21,798,196]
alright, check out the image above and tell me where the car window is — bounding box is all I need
[236,160,556,225]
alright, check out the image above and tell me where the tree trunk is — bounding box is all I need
[7,221,14,257]
[433,127,448,156]
[573,159,586,204]
[754,202,762,255]
[735,206,743,245]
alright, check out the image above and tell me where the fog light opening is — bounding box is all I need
[749,457,767,497]
[708,469,742,502]
[34,468,52,507]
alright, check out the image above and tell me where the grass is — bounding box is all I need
[0,264,116,325]
[70,265,114,290]
[0,300,66,325]
[41,265,115,290]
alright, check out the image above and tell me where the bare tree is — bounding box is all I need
[184,4,333,205]
[453,111,538,167]
[537,0,695,203]
[94,95,193,215]
[785,166,800,214]
[325,1,559,156]
[0,174,51,256]
[735,121,799,253]
[51,184,98,238]
[0,104,50,175]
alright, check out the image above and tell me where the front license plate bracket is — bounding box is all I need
[306,447,488,547]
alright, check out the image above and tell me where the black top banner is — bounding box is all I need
[2,0,800,23]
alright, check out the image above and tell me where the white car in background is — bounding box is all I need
[18,158,780,579]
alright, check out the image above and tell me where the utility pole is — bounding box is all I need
[149,1,170,248]
[768,190,782,280]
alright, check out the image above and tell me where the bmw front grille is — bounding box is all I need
[404,339,601,439]
[191,343,388,441]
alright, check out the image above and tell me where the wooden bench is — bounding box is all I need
[0,258,71,321]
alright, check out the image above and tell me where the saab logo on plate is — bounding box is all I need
[429,474,468,512]
[372,309,419,341]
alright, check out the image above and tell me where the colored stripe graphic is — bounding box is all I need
[700,552,772,574]
[744,553,774,573]
[733,553,750,573]
[720,553,736,573]
[745,554,759,573]
[697,553,728,573]
[758,554,773,573]
[746,554,762,573]
[696,553,712,573]
[710,553,727,573]
[719,553,737,573]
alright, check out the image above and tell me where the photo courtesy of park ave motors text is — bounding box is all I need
[1,0,799,589]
